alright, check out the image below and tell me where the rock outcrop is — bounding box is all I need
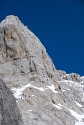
[62,73,81,82]
[0,79,22,125]
[0,15,84,125]
[0,15,60,89]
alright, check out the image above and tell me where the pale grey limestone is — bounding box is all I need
[62,73,81,82]
[0,15,84,125]
[0,15,60,88]
[58,70,66,77]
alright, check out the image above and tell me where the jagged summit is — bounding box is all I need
[0,16,84,125]
[0,15,22,26]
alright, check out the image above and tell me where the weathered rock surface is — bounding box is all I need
[58,70,66,77]
[0,79,23,125]
[0,15,84,125]
[0,15,60,89]
[62,73,81,82]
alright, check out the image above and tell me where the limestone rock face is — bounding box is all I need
[58,70,66,77]
[62,73,81,82]
[0,16,84,125]
[0,15,60,88]
[0,79,22,125]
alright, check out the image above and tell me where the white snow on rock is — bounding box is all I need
[46,84,58,93]
[53,104,63,110]
[57,104,84,125]
[61,74,69,78]
[62,90,66,92]
[29,110,32,112]
[12,83,59,100]
[58,80,74,84]
[68,109,84,123]
[75,102,83,107]
[11,83,31,99]
[75,122,84,125]
[1,15,84,125]
[11,83,44,99]
[58,79,84,90]
[31,95,35,97]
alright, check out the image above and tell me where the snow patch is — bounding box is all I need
[11,83,44,99]
[62,74,69,78]
[53,104,62,110]
[69,109,83,121]
[46,84,58,93]
[11,83,31,99]
[62,90,66,92]
[29,110,32,112]
[57,104,84,124]
[75,122,84,125]
[58,80,74,84]
[68,109,84,122]
[58,80,84,89]
[75,102,83,107]
[31,95,35,97]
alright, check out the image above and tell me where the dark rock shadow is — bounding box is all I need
[0,79,23,125]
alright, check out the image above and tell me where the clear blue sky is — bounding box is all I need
[0,0,84,76]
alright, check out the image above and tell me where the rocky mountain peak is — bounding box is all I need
[0,15,20,26]
[0,15,60,88]
[0,16,84,125]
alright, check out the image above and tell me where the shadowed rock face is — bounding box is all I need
[0,79,22,125]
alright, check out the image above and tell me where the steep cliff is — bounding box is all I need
[0,16,84,125]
